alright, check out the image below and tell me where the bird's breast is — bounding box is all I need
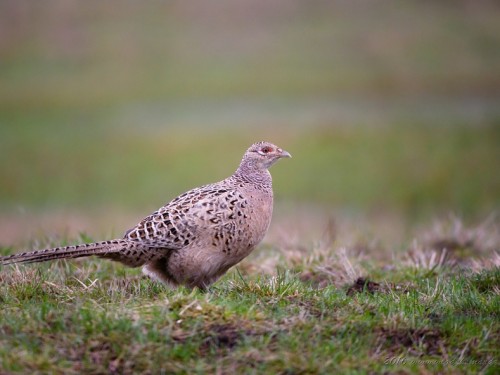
[191,188,273,255]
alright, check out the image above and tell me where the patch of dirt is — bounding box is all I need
[201,323,244,351]
[377,327,445,357]
[173,321,271,354]
[346,277,412,295]
[89,342,111,364]
[347,277,381,295]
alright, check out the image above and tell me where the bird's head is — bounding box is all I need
[243,141,292,170]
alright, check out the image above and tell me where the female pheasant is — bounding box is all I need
[0,141,291,289]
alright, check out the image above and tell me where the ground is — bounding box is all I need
[1,214,498,374]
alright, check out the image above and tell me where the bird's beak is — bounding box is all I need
[280,150,292,158]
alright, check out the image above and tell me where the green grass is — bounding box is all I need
[1,216,499,374]
[1,123,498,219]
[0,263,498,374]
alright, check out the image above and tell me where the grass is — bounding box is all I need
[1,216,499,374]
[1,123,498,219]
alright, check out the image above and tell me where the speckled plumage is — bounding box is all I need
[0,142,291,289]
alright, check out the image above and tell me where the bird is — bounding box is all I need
[0,141,291,290]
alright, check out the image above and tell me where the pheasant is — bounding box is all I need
[0,141,291,289]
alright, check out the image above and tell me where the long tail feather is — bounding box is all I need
[0,239,129,266]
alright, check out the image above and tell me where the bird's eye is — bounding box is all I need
[260,146,273,154]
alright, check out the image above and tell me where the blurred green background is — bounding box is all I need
[0,0,499,237]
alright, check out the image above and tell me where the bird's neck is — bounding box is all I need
[233,164,272,188]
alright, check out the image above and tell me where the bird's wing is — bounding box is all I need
[123,183,244,249]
